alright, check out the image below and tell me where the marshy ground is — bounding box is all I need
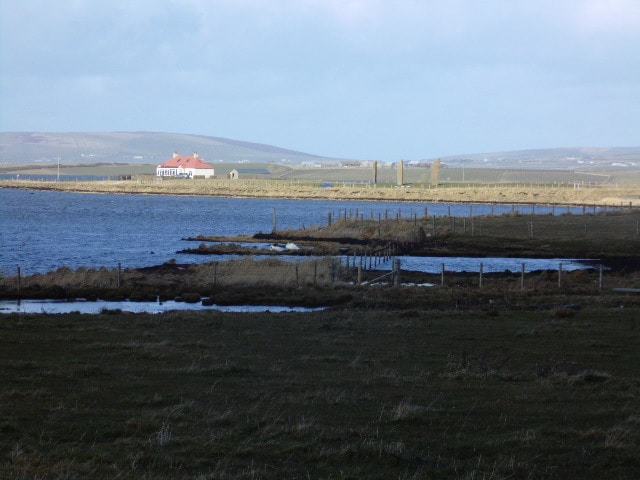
[1,202,639,479]
[2,305,639,479]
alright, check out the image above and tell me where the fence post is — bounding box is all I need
[394,258,401,286]
[599,264,603,291]
[521,263,525,291]
[117,263,121,288]
[441,263,445,286]
[273,208,277,233]
[17,266,21,299]
[357,260,362,285]
[558,263,563,288]
[479,263,483,289]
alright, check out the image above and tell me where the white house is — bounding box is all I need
[156,151,215,178]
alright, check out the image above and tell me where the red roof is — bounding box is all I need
[158,156,213,169]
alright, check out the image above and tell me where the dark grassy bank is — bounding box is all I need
[2,307,639,479]
[184,210,640,266]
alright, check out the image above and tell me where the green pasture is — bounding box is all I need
[1,306,638,479]
[4,162,638,185]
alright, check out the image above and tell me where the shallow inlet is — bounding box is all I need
[0,299,326,315]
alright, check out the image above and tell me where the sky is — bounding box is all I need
[1,0,639,161]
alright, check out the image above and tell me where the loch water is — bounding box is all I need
[1,188,593,276]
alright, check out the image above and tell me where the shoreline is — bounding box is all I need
[1,178,639,206]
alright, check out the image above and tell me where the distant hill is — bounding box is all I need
[437,147,640,171]
[0,132,341,165]
[0,132,638,171]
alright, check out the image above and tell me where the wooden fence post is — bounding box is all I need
[273,208,277,233]
[479,263,483,289]
[599,264,603,291]
[521,263,525,292]
[558,263,563,288]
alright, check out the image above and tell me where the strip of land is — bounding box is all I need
[2,178,639,206]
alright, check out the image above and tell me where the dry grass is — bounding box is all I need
[2,177,639,206]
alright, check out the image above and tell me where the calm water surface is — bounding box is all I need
[1,188,592,275]
[0,298,324,314]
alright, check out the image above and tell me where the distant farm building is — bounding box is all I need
[340,160,362,167]
[156,151,215,178]
[228,168,271,179]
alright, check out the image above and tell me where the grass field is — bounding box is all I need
[2,176,639,207]
[3,162,640,186]
[2,306,639,479]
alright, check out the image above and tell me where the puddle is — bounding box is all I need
[0,299,326,315]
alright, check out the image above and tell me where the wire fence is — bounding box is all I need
[3,256,639,296]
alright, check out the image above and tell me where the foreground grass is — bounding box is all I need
[2,306,639,479]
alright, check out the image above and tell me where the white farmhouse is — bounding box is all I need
[156,151,215,178]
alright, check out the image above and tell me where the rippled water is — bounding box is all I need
[1,188,594,276]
